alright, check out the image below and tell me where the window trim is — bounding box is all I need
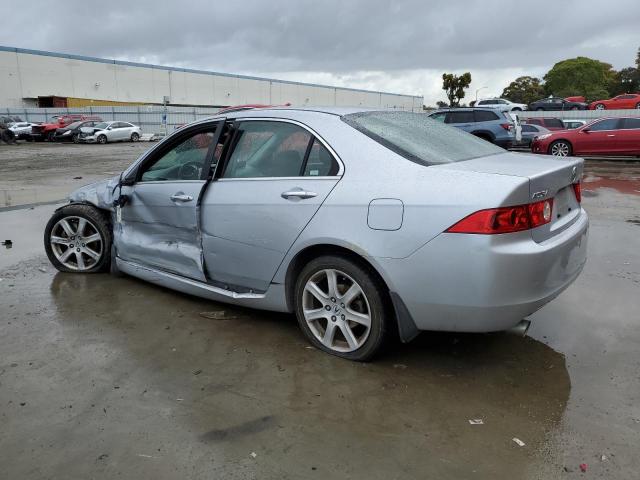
[215,117,344,180]
[129,120,226,184]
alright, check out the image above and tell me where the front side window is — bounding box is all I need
[140,130,216,182]
[223,121,312,178]
[589,119,619,131]
[522,125,536,132]
[342,111,504,166]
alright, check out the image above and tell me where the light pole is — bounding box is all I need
[475,86,488,103]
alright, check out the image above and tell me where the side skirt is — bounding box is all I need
[116,258,289,312]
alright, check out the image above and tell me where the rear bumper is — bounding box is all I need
[376,209,589,332]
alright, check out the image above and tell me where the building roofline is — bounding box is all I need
[0,45,423,101]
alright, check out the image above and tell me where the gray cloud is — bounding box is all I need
[1,0,639,102]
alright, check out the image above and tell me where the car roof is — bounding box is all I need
[207,106,409,121]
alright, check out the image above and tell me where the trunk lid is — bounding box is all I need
[438,151,583,242]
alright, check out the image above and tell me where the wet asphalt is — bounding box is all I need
[0,143,639,479]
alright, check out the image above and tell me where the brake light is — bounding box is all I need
[572,182,581,203]
[500,123,513,131]
[446,199,554,234]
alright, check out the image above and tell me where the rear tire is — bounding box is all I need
[294,255,388,361]
[549,140,572,157]
[47,131,56,142]
[635,103,640,110]
[536,107,544,111]
[44,204,112,273]
[130,132,140,142]
[472,133,494,144]
[72,133,80,144]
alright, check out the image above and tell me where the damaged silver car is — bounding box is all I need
[44,107,588,360]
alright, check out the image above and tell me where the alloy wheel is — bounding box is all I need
[302,269,371,353]
[595,104,605,110]
[551,142,570,157]
[49,216,103,271]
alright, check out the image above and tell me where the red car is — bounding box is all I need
[30,114,102,142]
[589,94,640,110]
[531,117,640,157]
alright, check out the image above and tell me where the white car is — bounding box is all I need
[562,120,586,130]
[79,121,142,144]
[9,122,37,139]
[475,98,527,112]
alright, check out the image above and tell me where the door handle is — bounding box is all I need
[281,189,318,200]
[170,193,193,202]
[607,134,616,137]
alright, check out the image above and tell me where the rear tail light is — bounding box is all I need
[446,199,554,234]
[572,182,581,203]
[500,123,513,131]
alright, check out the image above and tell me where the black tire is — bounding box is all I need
[72,133,79,144]
[97,134,107,144]
[635,103,640,110]
[130,132,140,142]
[512,107,522,112]
[570,106,579,110]
[595,103,606,110]
[548,140,572,157]
[47,131,56,142]
[536,107,544,111]
[44,204,112,273]
[294,255,389,361]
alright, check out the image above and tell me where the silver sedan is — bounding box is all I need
[44,107,588,360]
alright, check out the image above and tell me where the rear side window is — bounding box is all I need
[429,112,446,123]
[342,111,504,166]
[522,125,537,132]
[474,110,499,122]
[445,111,475,124]
[620,118,640,129]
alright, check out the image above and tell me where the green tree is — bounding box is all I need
[609,67,640,96]
[501,76,545,104]
[543,57,615,101]
[442,72,472,107]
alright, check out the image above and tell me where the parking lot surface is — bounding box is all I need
[0,143,639,479]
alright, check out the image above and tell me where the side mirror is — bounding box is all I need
[582,128,590,133]
[120,169,137,186]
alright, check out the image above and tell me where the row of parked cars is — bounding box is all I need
[473,93,640,112]
[2,114,142,144]
[427,107,640,157]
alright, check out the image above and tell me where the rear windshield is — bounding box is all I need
[342,111,504,165]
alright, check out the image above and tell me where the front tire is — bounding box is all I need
[97,134,107,144]
[595,103,606,110]
[294,255,388,361]
[635,103,640,110]
[44,204,112,273]
[47,131,56,142]
[72,133,80,144]
[549,140,572,157]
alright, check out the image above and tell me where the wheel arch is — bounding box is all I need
[470,130,495,142]
[547,138,573,154]
[284,243,419,343]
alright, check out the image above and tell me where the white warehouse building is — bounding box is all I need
[0,46,423,111]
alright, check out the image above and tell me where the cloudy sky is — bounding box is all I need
[1,0,639,105]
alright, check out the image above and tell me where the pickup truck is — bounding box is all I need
[30,114,102,142]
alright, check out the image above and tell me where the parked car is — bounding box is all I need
[516,124,551,147]
[31,115,102,142]
[565,96,586,103]
[79,121,142,144]
[43,108,588,360]
[589,94,640,110]
[427,108,520,148]
[562,120,586,130]
[53,120,104,143]
[0,115,24,126]
[531,116,640,157]
[523,117,566,131]
[0,117,20,144]
[475,98,527,111]
[8,122,37,140]
[528,97,588,111]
